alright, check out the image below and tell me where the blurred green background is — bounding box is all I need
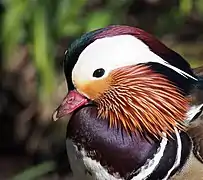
[0,0,203,179]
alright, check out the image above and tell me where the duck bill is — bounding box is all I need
[52,90,88,121]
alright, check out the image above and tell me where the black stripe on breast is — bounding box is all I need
[147,131,191,180]
[126,133,176,180]
[170,132,192,177]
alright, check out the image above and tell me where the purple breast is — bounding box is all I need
[66,105,159,178]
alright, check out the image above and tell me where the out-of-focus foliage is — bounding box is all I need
[12,161,55,180]
[1,0,116,100]
[1,0,203,100]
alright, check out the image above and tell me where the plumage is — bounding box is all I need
[53,25,203,179]
[96,65,188,137]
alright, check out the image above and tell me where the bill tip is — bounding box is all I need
[52,110,59,121]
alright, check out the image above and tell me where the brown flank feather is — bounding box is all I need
[95,65,190,138]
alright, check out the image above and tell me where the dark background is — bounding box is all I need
[0,0,203,179]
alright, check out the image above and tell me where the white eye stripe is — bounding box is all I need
[72,35,197,88]
[161,61,197,80]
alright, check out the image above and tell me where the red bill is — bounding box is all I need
[52,90,88,121]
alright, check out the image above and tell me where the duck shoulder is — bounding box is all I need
[187,66,203,163]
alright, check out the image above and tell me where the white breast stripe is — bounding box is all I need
[132,133,168,180]
[162,128,182,180]
[81,149,123,180]
[65,49,68,55]
[67,139,122,180]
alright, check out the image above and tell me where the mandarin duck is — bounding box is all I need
[53,25,203,180]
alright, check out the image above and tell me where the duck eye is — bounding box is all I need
[93,68,105,78]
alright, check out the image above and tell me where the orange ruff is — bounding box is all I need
[95,65,190,137]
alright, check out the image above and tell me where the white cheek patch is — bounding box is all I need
[72,35,197,87]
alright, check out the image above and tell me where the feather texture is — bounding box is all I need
[96,65,189,137]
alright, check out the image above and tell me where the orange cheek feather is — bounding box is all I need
[76,65,190,138]
[77,77,111,100]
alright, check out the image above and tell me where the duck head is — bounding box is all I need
[53,25,198,138]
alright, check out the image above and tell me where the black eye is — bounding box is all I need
[93,68,105,78]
